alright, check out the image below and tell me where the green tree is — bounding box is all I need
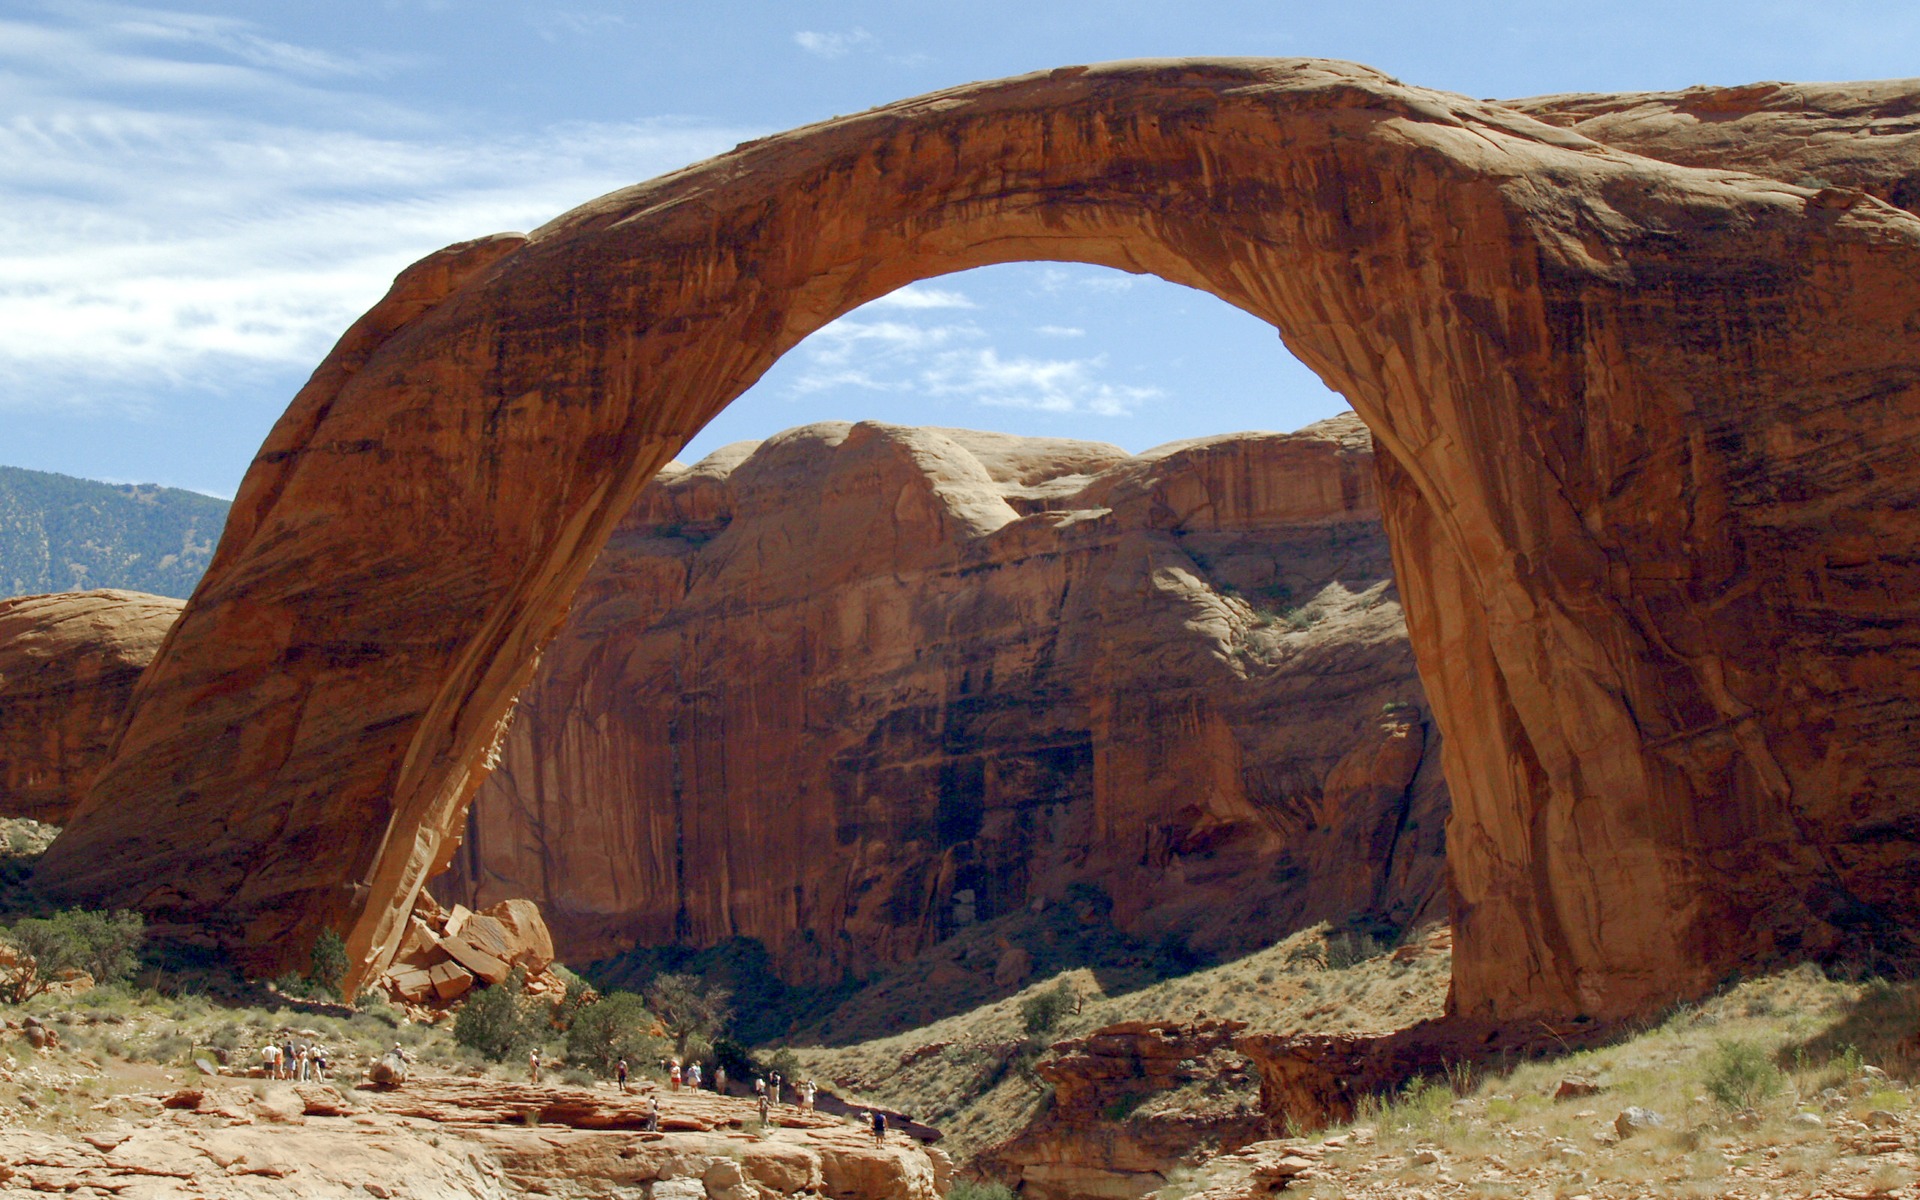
[0,908,145,1003]
[643,973,732,1062]
[454,972,537,1061]
[307,928,349,1000]
[549,964,595,1031]
[565,991,664,1076]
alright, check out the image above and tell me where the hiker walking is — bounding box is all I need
[616,1057,629,1092]
[714,1064,727,1095]
[871,1109,887,1144]
[801,1080,816,1112]
[281,1040,295,1080]
[261,1043,279,1078]
[643,1094,660,1132]
[770,1072,782,1105]
[669,1060,681,1091]
[529,1047,542,1084]
[687,1061,701,1090]
[757,1090,770,1125]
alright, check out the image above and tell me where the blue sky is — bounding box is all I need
[5,1,1918,495]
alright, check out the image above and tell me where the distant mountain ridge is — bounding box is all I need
[0,465,229,600]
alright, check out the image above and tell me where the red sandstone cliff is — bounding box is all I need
[438,417,1447,980]
[0,590,183,823]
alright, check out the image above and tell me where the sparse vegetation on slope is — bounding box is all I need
[1157,966,1920,1200]
[793,922,1452,1161]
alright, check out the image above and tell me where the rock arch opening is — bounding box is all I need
[431,258,1437,1008]
[671,261,1348,462]
[35,59,1920,1025]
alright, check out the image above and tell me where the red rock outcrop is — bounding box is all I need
[0,590,182,823]
[436,418,1446,978]
[35,61,1920,1023]
[975,1019,1267,1200]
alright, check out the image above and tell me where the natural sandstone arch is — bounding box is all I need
[36,59,1920,1021]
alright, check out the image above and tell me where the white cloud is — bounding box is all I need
[792,28,878,59]
[867,284,975,310]
[0,7,750,408]
[1036,266,1136,295]
[921,349,1160,417]
[1035,324,1085,337]
[779,300,1158,420]
[787,316,982,394]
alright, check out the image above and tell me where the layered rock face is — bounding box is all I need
[436,418,1445,978]
[37,60,1920,1022]
[0,590,183,823]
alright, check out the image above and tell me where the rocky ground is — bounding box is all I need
[0,1056,945,1198]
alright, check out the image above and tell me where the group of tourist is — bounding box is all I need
[751,1071,817,1111]
[639,1058,828,1119]
[596,1052,896,1146]
[257,1039,328,1081]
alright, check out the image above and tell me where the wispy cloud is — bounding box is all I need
[0,6,749,409]
[792,28,878,59]
[1036,266,1136,295]
[868,284,975,310]
[1035,324,1085,337]
[782,306,1158,419]
[530,9,631,42]
[922,349,1160,416]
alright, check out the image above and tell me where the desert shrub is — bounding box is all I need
[272,971,315,999]
[1704,1038,1783,1109]
[949,1184,1016,1200]
[1324,930,1384,970]
[0,908,145,1002]
[306,929,348,1000]
[564,991,663,1076]
[1021,981,1075,1036]
[454,973,538,1062]
[353,989,403,1027]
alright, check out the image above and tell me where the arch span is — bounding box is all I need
[37,59,1920,1021]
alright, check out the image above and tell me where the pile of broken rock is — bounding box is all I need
[377,892,566,1012]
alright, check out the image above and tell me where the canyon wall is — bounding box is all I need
[0,590,183,823]
[37,60,1920,1021]
[436,418,1446,979]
